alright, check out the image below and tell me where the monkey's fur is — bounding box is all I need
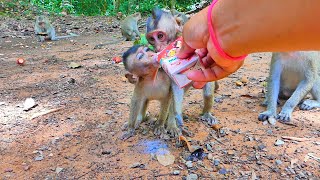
[146,8,219,126]
[34,15,78,42]
[259,51,320,122]
[120,12,141,41]
[121,45,180,140]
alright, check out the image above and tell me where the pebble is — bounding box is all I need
[262,120,268,126]
[275,160,282,165]
[207,153,213,160]
[185,161,193,168]
[275,139,285,146]
[55,167,63,174]
[266,129,273,135]
[101,150,112,155]
[268,117,276,125]
[256,161,262,165]
[235,81,243,86]
[105,110,113,115]
[172,170,180,175]
[206,144,213,151]
[130,162,144,168]
[258,144,266,151]
[213,159,220,166]
[298,172,306,178]
[219,168,227,175]
[186,173,198,180]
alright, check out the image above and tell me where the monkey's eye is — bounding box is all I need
[137,52,144,60]
[158,33,164,40]
[149,37,155,42]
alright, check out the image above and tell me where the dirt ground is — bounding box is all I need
[0,16,319,180]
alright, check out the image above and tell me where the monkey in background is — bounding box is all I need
[146,7,219,127]
[170,9,189,26]
[120,12,141,41]
[121,45,180,140]
[259,51,320,122]
[94,12,141,49]
[34,15,78,42]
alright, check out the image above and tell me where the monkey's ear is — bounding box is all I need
[175,17,183,26]
[125,73,138,84]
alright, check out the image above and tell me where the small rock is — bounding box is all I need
[130,162,145,168]
[23,98,37,111]
[67,78,76,84]
[185,161,193,168]
[207,153,213,160]
[172,170,180,175]
[186,173,198,180]
[219,168,227,175]
[256,161,262,165]
[298,172,306,178]
[258,144,266,151]
[275,139,285,146]
[275,160,282,165]
[262,120,269,125]
[63,133,72,137]
[68,62,82,69]
[35,155,44,161]
[266,129,273,135]
[0,102,5,106]
[213,159,220,166]
[241,76,249,83]
[55,167,63,174]
[235,81,243,86]
[268,117,277,125]
[105,110,113,115]
[48,153,53,157]
[206,144,212,151]
[314,142,320,145]
[102,150,112,155]
[227,150,235,155]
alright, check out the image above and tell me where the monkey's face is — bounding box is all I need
[127,47,159,76]
[147,30,168,52]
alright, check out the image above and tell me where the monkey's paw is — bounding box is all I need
[200,113,218,125]
[121,129,135,140]
[258,111,276,121]
[167,126,181,138]
[277,110,292,122]
[154,125,168,138]
[299,99,320,110]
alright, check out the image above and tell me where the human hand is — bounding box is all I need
[177,6,244,89]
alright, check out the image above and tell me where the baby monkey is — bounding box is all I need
[34,15,78,42]
[259,51,320,123]
[121,45,180,140]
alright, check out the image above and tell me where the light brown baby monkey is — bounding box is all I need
[121,45,180,140]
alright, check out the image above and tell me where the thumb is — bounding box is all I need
[177,39,196,59]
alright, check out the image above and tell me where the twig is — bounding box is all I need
[58,48,81,52]
[212,136,225,145]
[281,136,311,142]
[130,175,143,180]
[30,108,62,120]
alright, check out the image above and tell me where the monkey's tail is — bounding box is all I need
[55,33,79,40]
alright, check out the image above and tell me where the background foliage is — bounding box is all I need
[0,0,201,17]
